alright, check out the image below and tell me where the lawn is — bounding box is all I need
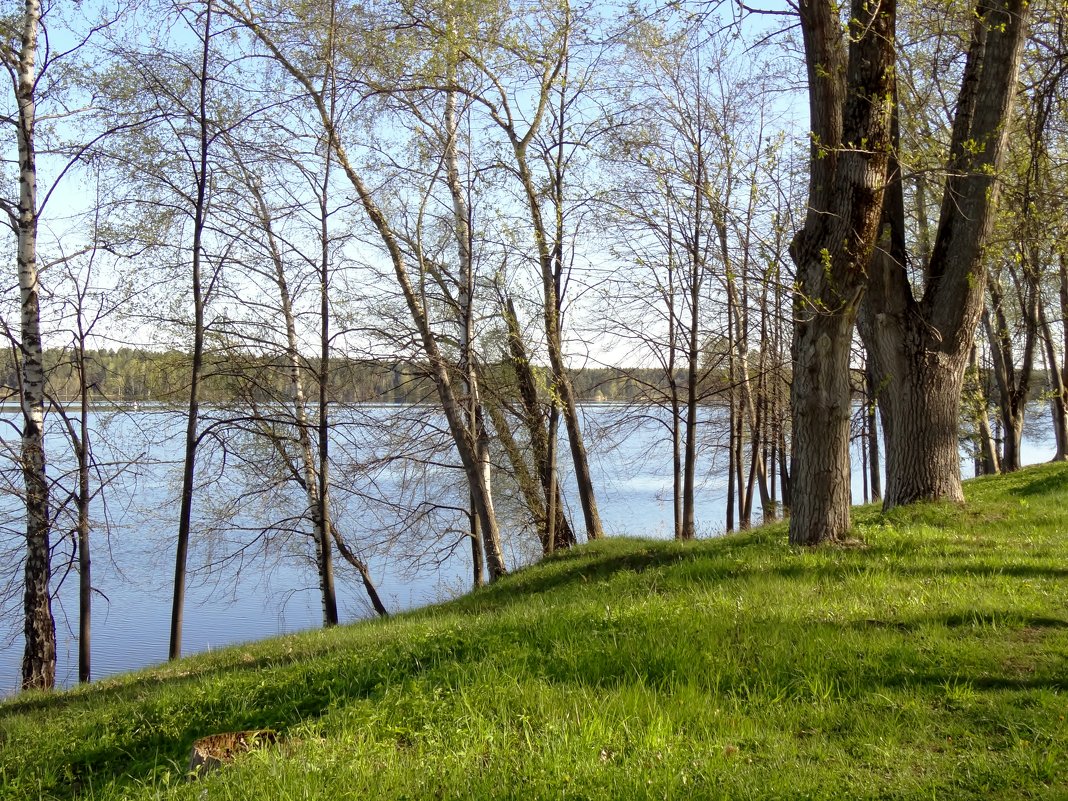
[2,463,1066,799]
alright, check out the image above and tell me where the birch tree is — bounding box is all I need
[3,0,55,691]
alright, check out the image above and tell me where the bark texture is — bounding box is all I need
[788,0,897,545]
[16,0,56,691]
[860,0,1030,508]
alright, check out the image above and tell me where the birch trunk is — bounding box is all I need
[444,82,506,577]
[15,0,55,691]
[247,174,340,626]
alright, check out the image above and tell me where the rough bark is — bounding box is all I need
[860,0,1030,507]
[788,0,897,545]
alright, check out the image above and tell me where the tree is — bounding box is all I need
[600,11,789,537]
[859,0,1030,506]
[414,0,606,542]
[3,0,56,691]
[165,0,219,661]
[787,0,897,545]
[223,0,510,581]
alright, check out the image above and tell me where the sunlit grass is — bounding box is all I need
[2,463,1067,799]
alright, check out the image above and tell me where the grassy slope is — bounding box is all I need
[2,464,1067,800]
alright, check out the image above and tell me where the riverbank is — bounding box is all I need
[2,463,1067,799]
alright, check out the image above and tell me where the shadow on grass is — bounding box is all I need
[1007,468,1068,498]
[4,520,1066,799]
[451,533,773,613]
[848,612,1068,633]
[0,622,483,799]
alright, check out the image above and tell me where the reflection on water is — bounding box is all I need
[0,403,1058,695]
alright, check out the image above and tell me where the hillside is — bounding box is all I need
[2,464,1067,800]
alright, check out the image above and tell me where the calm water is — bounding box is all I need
[0,403,1057,695]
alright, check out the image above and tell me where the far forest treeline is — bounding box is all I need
[2,348,1044,409]
[0,347,742,406]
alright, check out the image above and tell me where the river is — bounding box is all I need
[0,402,1058,695]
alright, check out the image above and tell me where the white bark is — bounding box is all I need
[15,0,56,691]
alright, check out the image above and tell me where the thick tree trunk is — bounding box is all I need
[789,311,858,544]
[872,333,968,503]
[788,0,896,545]
[860,0,1029,507]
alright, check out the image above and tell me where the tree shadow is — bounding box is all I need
[1007,469,1068,498]
[449,534,771,613]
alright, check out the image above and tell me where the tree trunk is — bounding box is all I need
[964,345,1000,475]
[16,0,55,692]
[76,344,91,683]
[244,167,340,627]
[860,0,1029,507]
[983,259,1039,474]
[499,294,576,551]
[237,11,509,580]
[507,121,603,541]
[329,523,388,617]
[789,311,858,544]
[873,335,969,503]
[788,0,896,545]
[1038,301,1068,461]
[169,0,213,661]
[443,80,507,576]
[864,363,882,502]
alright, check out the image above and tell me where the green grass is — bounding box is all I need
[3,464,1068,799]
